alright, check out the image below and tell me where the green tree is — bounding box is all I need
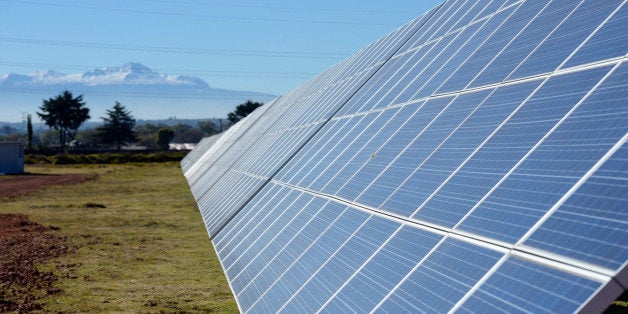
[156,128,175,151]
[167,123,202,143]
[0,133,23,142]
[98,101,137,150]
[227,100,263,124]
[37,90,90,150]
[1,125,16,135]
[26,114,33,149]
[39,129,61,148]
[172,123,193,138]
[134,123,166,149]
[197,120,217,135]
[76,128,100,146]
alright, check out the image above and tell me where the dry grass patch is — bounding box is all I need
[0,163,237,312]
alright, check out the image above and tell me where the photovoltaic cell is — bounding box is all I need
[183,0,628,312]
[468,0,581,88]
[320,107,407,194]
[280,216,399,313]
[412,79,542,226]
[374,238,503,313]
[362,90,494,215]
[458,257,602,313]
[320,226,443,313]
[456,65,613,243]
[509,0,622,79]
[523,63,628,269]
[436,0,539,93]
[562,2,628,68]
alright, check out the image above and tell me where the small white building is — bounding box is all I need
[0,141,24,174]
[169,143,196,151]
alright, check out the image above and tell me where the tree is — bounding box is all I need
[26,114,33,149]
[172,123,193,138]
[0,133,23,142]
[134,123,159,148]
[227,100,263,124]
[76,128,100,146]
[1,125,16,135]
[156,128,174,151]
[37,90,90,150]
[197,120,217,135]
[39,129,61,148]
[98,101,137,150]
[171,123,203,143]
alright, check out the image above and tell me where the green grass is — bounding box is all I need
[0,163,238,312]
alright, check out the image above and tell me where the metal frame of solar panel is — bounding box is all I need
[183,0,628,312]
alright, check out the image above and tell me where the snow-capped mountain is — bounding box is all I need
[0,62,276,122]
[1,62,211,87]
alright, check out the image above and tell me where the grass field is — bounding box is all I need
[0,163,238,312]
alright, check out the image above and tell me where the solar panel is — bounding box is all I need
[180,134,222,173]
[183,0,628,312]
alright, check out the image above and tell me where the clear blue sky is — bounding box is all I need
[0,0,442,95]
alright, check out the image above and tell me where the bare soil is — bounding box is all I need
[0,214,73,312]
[0,173,96,198]
[0,174,90,311]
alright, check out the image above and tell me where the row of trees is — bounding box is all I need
[36,91,142,151]
[27,90,262,151]
[1,117,221,151]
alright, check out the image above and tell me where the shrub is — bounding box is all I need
[83,202,107,208]
[24,152,188,165]
[52,154,82,164]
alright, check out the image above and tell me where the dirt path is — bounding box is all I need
[0,173,96,198]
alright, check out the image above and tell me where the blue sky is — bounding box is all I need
[1,0,441,95]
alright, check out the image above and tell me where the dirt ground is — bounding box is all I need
[0,174,91,311]
[0,214,73,311]
[0,173,96,199]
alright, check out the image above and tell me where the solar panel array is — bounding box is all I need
[183,0,628,312]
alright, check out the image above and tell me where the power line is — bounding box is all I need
[0,61,316,79]
[133,0,414,15]
[0,37,349,60]
[9,0,397,27]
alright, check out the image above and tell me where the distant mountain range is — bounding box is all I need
[0,62,276,122]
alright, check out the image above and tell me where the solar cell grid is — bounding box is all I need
[320,107,407,193]
[319,226,443,313]
[408,21,488,101]
[374,238,503,313]
[279,216,399,313]
[468,0,581,88]
[456,257,602,313]
[369,42,439,110]
[562,2,628,68]
[509,0,622,80]
[183,0,628,312]
[365,90,494,214]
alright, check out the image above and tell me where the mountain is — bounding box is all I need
[0,62,276,122]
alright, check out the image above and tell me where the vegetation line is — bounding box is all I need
[1,91,265,154]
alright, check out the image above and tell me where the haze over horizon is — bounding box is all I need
[0,62,276,122]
